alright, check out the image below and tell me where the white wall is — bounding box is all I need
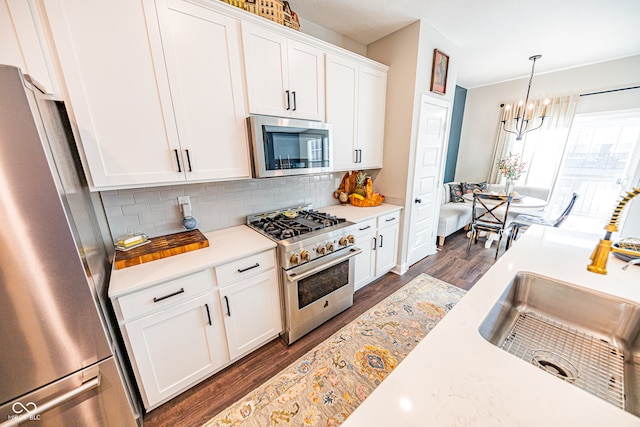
[367,20,459,271]
[457,55,640,183]
[297,17,366,56]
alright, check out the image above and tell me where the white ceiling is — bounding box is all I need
[286,0,640,88]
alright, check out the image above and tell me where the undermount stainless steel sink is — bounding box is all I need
[479,272,640,417]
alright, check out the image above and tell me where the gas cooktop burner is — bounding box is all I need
[249,209,345,241]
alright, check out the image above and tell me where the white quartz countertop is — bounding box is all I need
[108,225,276,298]
[319,203,403,223]
[343,225,640,426]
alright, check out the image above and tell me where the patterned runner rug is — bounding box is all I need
[204,273,466,426]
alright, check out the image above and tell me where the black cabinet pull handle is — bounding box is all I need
[185,149,193,172]
[173,149,182,172]
[379,234,384,247]
[153,288,184,303]
[386,217,396,222]
[354,149,358,163]
[285,90,290,110]
[237,262,259,273]
[373,237,376,251]
[204,303,212,326]
[292,91,296,111]
[359,225,371,231]
[224,296,231,316]
[415,198,422,203]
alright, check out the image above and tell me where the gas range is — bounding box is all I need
[247,205,357,270]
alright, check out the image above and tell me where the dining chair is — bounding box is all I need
[507,192,579,248]
[466,193,513,260]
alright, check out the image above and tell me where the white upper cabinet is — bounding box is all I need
[1,0,62,96]
[357,66,387,169]
[149,0,251,181]
[326,53,387,171]
[242,22,325,121]
[44,0,184,188]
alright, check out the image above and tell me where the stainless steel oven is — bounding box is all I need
[282,246,361,344]
[247,114,333,178]
[247,206,360,344]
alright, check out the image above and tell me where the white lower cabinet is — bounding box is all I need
[352,210,401,291]
[114,248,282,410]
[219,269,282,360]
[124,292,228,410]
[353,219,376,291]
[216,249,282,361]
[375,213,400,277]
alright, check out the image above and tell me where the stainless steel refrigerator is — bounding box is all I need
[0,65,140,426]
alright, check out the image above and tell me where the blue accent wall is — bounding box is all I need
[444,85,467,182]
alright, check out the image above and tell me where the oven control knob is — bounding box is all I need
[300,250,310,262]
[326,242,335,252]
[339,237,347,247]
[347,234,355,244]
[290,253,300,265]
[316,245,325,255]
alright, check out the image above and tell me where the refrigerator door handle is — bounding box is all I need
[1,375,100,427]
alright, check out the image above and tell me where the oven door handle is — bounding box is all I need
[285,247,362,282]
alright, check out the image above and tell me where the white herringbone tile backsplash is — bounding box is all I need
[101,174,341,242]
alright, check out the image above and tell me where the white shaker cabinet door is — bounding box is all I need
[287,40,325,121]
[326,53,358,171]
[353,225,376,291]
[357,65,386,169]
[125,293,228,410]
[219,269,282,361]
[43,0,183,188]
[151,0,251,181]
[242,22,324,120]
[241,23,289,118]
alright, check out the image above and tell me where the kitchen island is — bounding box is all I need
[343,225,640,426]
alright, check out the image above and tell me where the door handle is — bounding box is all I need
[153,288,185,303]
[185,149,193,172]
[173,149,182,172]
[285,90,290,110]
[415,198,422,203]
[224,296,231,316]
[379,234,384,247]
[292,91,297,111]
[237,262,259,273]
[204,303,212,326]
[0,375,100,427]
[373,236,376,250]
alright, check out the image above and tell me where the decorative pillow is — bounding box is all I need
[462,182,488,195]
[448,183,465,202]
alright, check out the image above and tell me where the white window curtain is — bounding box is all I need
[489,95,580,191]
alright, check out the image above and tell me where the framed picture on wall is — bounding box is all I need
[430,49,449,95]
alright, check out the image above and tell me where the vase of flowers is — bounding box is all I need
[497,152,526,195]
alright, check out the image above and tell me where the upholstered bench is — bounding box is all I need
[437,182,550,246]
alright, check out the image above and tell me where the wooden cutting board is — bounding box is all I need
[114,229,209,269]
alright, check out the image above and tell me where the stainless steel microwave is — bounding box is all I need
[247,115,333,178]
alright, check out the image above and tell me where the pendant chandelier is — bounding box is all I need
[501,55,549,141]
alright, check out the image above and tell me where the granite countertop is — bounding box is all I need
[108,225,276,298]
[343,225,640,426]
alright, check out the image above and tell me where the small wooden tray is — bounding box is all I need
[114,229,209,269]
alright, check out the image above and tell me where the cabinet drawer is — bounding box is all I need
[352,218,376,237]
[378,211,400,228]
[216,249,275,287]
[118,270,215,321]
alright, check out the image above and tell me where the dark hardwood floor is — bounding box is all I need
[142,229,498,427]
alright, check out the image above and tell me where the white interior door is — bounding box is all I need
[407,95,450,267]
